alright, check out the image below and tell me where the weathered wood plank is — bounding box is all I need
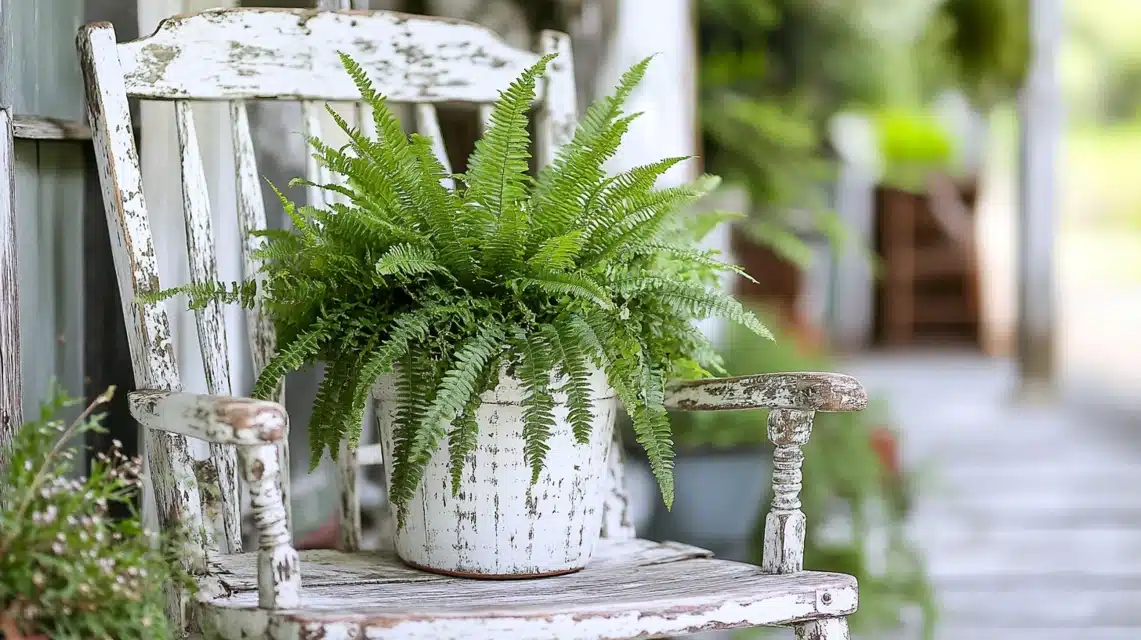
[238,442,299,609]
[128,389,287,446]
[536,30,577,168]
[11,115,91,140]
[199,539,855,639]
[0,108,18,451]
[231,99,292,535]
[78,23,209,586]
[174,99,242,554]
[117,9,545,102]
[665,372,867,413]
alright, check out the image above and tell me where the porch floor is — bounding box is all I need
[844,351,1141,639]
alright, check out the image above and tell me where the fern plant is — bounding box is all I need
[146,53,769,524]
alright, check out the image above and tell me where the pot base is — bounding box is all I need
[401,558,584,580]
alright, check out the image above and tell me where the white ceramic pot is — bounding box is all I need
[374,367,617,578]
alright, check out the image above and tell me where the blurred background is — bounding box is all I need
[4,0,1141,638]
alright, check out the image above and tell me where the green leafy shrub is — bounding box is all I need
[0,386,192,639]
[146,53,768,524]
[875,107,957,192]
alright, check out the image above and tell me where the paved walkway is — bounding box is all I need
[845,352,1141,639]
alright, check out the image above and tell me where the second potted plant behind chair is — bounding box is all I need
[147,53,768,578]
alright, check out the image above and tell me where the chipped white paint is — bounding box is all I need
[239,443,301,609]
[128,389,288,445]
[762,409,813,576]
[230,100,292,533]
[175,99,242,554]
[536,30,577,168]
[78,24,210,603]
[664,372,868,413]
[599,429,635,540]
[356,443,384,466]
[795,617,851,640]
[116,9,547,102]
[197,538,855,639]
[337,439,362,552]
[301,101,330,208]
[0,108,20,448]
[374,367,617,576]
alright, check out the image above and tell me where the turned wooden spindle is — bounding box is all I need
[239,444,300,609]
[762,408,814,575]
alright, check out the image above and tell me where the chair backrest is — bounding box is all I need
[77,8,581,557]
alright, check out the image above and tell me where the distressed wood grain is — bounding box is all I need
[795,617,851,640]
[175,99,242,554]
[129,389,287,445]
[78,23,210,596]
[536,30,577,168]
[116,9,546,102]
[762,409,813,576]
[10,115,92,141]
[0,108,19,452]
[239,442,300,609]
[665,372,867,413]
[197,538,855,639]
[230,99,291,534]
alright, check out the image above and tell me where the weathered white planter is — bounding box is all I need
[374,367,617,578]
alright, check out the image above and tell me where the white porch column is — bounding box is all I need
[1016,0,1062,397]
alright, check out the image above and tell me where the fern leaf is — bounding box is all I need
[616,277,772,339]
[571,312,674,508]
[252,322,329,402]
[512,328,556,484]
[514,272,613,309]
[463,55,554,234]
[526,231,584,274]
[137,280,257,310]
[389,324,505,525]
[374,243,448,280]
[547,321,594,444]
[530,57,654,239]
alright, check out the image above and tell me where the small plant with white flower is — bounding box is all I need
[0,385,192,639]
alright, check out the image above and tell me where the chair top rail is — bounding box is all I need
[92,8,544,102]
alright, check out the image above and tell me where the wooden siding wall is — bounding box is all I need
[0,0,86,426]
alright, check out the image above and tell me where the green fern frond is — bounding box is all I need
[512,328,556,484]
[137,280,257,310]
[547,321,594,444]
[463,54,554,230]
[628,242,758,283]
[616,277,772,339]
[572,312,674,508]
[253,321,330,403]
[390,324,506,526]
[375,243,446,280]
[526,231,584,274]
[514,272,613,309]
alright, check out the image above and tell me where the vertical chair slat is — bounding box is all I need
[78,24,210,607]
[536,31,578,168]
[478,103,494,135]
[174,100,243,555]
[413,103,455,189]
[301,101,330,208]
[231,100,293,536]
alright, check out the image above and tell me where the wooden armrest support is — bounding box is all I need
[128,390,288,445]
[664,372,867,413]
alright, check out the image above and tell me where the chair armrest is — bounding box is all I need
[664,372,867,413]
[128,389,288,445]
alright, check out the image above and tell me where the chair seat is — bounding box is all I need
[197,538,856,639]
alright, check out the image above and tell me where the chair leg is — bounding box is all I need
[794,617,850,640]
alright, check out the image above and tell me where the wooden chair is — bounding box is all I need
[78,8,866,639]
